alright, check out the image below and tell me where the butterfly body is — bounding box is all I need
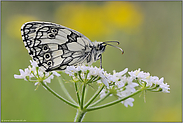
[21,21,108,72]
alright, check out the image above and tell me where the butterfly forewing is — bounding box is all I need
[21,21,94,72]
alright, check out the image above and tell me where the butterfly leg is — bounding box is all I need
[100,55,102,69]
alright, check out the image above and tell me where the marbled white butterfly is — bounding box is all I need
[21,21,124,72]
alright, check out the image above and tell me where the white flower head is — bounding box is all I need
[157,77,170,93]
[98,68,170,107]
[14,60,60,88]
[14,68,32,81]
[65,65,109,87]
[65,66,77,76]
[128,68,141,79]
[15,60,170,107]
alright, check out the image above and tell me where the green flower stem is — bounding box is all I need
[87,76,98,84]
[75,82,81,104]
[41,81,78,109]
[89,92,111,107]
[80,83,86,110]
[57,77,77,104]
[78,71,84,82]
[74,109,87,122]
[148,90,162,92]
[84,85,105,108]
[86,89,142,112]
[84,85,89,104]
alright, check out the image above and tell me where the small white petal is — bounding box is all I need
[115,80,125,88]
[30,60,38,67]
[118,68,128,76]
[43,75,54,84]
[128,68,141,79]
[101,77,109,87]
[160,82,170,93]
[52,71,60,77]
[34,82,39,86]
[121,98,134,107]
[14,69,31,81]
[65,66,77,76]
[14,74,23,79]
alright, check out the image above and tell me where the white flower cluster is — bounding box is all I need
[14,60,60,86]
[128,68,170,93]
[65,66,170,107]
[15,62,170,107]
[65,65,109,86]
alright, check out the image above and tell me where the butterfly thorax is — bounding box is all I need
[89,41,106,62]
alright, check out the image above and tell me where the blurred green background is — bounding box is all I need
[1,1,181,122]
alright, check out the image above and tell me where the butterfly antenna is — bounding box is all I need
[103,41,120,45]
[103,41,124,54]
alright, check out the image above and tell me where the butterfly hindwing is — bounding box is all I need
[21,21,93,72]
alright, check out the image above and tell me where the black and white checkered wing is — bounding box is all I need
[21,21,94,72]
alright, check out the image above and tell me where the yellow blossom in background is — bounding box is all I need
[6,15,36,39]
[54,2,144,39]
[5,2,144,40]
[54,3,109,40]
[104,2,144,30]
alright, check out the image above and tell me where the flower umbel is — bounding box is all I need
[14,62,170,122]
[64,66,170,107]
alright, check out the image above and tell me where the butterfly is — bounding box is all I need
[21,21,124,72]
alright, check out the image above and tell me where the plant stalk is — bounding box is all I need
[86,89,142,112]
[41,81,78,109]
[57,76,77,104]
[84,85,105,108]
[80,83,86,110]
[74,109,86,122]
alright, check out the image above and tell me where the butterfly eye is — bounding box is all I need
[98,44,105,51]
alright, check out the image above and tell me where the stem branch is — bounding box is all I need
[89,92,111,107]
[41,81,78,109]
[86,89,142,112]
[75,82,81,104]
[57,76,77,104]
[80,83,86,110]
[84,85,105,108]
